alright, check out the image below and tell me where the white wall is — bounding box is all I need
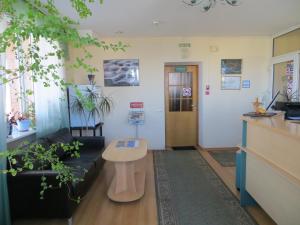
[67,36,272,149]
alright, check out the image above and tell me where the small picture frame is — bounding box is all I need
[221,59,242,74]
[242,80,251,88]
[221,76,241,90]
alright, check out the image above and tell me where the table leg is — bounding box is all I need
[114,162,136,194]
[107,158,146,202]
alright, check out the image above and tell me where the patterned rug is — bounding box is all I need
[208,150,237,167]
[153,150,256,225]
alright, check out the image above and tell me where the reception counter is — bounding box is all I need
[238,113,300,225]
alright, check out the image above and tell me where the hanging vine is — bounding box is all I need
[0,0,127,88]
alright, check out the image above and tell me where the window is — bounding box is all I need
[273,28,300,57]
[5,38,36,133]
[272,27,300,102]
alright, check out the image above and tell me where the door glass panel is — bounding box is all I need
[182,72,192,87]
[169,98,180,112]
[181,98,193,111]
[273,60,294,101]
[168,70,195,112]
[169,86,181,99]
[169,73,181,85]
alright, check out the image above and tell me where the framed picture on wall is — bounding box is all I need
[103,59,139,86]
[221,59,242,74]
[221,76,241,90]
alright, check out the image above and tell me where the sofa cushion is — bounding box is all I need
[79,149,102,163]
[45,128,74,159]
[46,128,73,144]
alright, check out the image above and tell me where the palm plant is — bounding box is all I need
[71,85,113,131]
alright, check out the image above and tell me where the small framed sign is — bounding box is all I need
[175,66,187,73]
[221,76,241,90]
[242,80,251,88]
[182,87,192,97]
[130,102,144,108]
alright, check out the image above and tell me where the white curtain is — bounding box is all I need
[34,38,69,137]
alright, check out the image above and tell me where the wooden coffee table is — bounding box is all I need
[102,139,148,202]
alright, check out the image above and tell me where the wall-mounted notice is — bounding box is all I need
[175,66,187,73]
[182,87,192,97]
[242,80,251,88]
[205,84,210,95]
[221,76,241,90]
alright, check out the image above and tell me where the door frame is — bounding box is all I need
[164,62,202,148]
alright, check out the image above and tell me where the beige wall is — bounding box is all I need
[66,36,272,149]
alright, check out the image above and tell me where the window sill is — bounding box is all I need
[6,129,36,144]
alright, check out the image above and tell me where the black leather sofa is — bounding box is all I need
[7,128,105,223]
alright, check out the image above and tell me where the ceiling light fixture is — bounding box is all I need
[183,0,241,12]
[152,20,161,26]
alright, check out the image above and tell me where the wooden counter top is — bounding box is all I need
[241,113,300,141]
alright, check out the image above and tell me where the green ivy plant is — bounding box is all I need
[0,140,84,202]
[0,0,127,201]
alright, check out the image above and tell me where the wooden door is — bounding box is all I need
[165,65,198,147]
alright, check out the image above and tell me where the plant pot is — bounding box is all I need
[16,119,31,132]
[7,123,12,136]
[88,74,95,85]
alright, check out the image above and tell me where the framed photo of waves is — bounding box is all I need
[104,59,139,86]
[221,59,242,75]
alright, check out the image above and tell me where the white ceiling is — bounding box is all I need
[55,0,300,37]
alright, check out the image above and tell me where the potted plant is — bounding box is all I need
[6,112,15,137]
[16,113,31,132]
[87,74,96,85]
[70,85,113,131]
[7,111,31,132]
[273,72,300,110]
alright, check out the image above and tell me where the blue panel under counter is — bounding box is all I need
[236,120,256,206]
[235,150,241,190]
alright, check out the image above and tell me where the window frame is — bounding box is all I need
[270,52,300,99]
[5,36,36,140]
[272,25,300,57]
